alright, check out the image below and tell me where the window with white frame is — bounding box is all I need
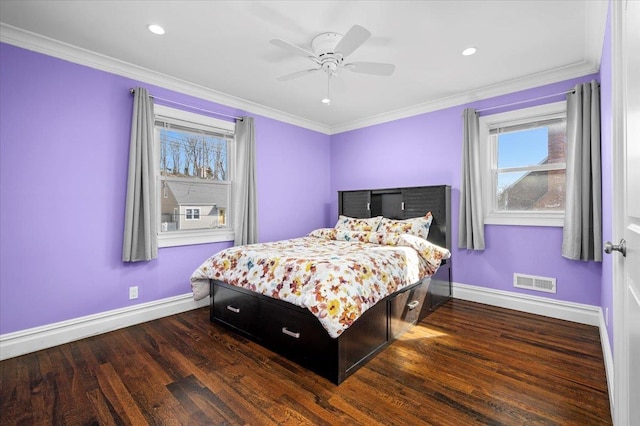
[155,104,235,247]
[479,101,567,227]
[185,207,201,220]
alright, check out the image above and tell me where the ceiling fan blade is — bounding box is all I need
[346,62,395,76]
[277,68,320,81]
[334,25,371,57]
[270,39,317,60]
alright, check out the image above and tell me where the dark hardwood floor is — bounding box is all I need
[0,299,611,425]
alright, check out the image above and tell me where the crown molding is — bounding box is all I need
[331,0,606,134]
[330,60,599,134]
[1,20,602,136]
[0,23,332,135]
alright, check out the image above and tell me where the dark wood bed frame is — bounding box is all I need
[209,185,451,384]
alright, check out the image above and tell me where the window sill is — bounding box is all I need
[158,229,235,248]
[484,213,564,227]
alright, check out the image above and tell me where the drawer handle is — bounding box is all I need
[226,305,240,314]
[401,201,405,210]
[281,327,300,339]
[407,300,420,310]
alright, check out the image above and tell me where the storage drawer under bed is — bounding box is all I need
[210,274,449,384]
[389,279,430,338]
[259,299,339,376]
[212,284,260,338]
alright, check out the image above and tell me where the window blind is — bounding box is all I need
[489,116,565,135]
[155,117,234,138]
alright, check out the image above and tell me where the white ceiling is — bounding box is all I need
[0,0,608,134]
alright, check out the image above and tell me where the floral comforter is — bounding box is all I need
[190,228,450,338]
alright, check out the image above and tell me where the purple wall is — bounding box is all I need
[330,76,605,307]
[599,1,614,351]
[0,43,330,334]
[1,34,612,337]
[255,116,331,242]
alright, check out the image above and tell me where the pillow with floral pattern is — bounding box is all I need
[334,215,383,232]
[377,212,433,240]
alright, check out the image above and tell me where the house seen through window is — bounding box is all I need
[155,104,235,247]
[480,101,567,226]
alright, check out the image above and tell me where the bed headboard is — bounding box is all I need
[338,185,451,251]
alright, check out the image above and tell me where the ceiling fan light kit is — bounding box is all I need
[147,24,165,35]
[462,46,477,56]
[270,25,395,104]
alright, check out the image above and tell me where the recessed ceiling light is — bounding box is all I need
[462,47,477,56]
[147,24,165,35]
[321,97,331,105]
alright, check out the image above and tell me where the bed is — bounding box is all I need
[190,185,452,384]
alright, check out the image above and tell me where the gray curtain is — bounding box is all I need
[233,116,258,245]
[458,108,485,250]
[122,87,158,262]
[562,80,602,261]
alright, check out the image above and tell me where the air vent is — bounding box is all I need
[513,273,556,294]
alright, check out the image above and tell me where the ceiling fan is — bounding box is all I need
[270,25,395,103]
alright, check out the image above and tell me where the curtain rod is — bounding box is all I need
[129,88,243,121]
[474,83,599,114]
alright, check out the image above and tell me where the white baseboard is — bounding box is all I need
[452,281,601,326]
[1,281,615,410]
[0,293,209,361]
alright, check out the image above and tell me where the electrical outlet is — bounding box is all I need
[129,286,139,300]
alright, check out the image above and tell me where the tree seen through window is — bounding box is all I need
[159,129,228,181]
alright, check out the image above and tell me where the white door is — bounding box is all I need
[611,1,640,425]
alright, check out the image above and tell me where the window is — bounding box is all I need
[185,208,200,220]
[479,101,567,226]
[155,105,235,247]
